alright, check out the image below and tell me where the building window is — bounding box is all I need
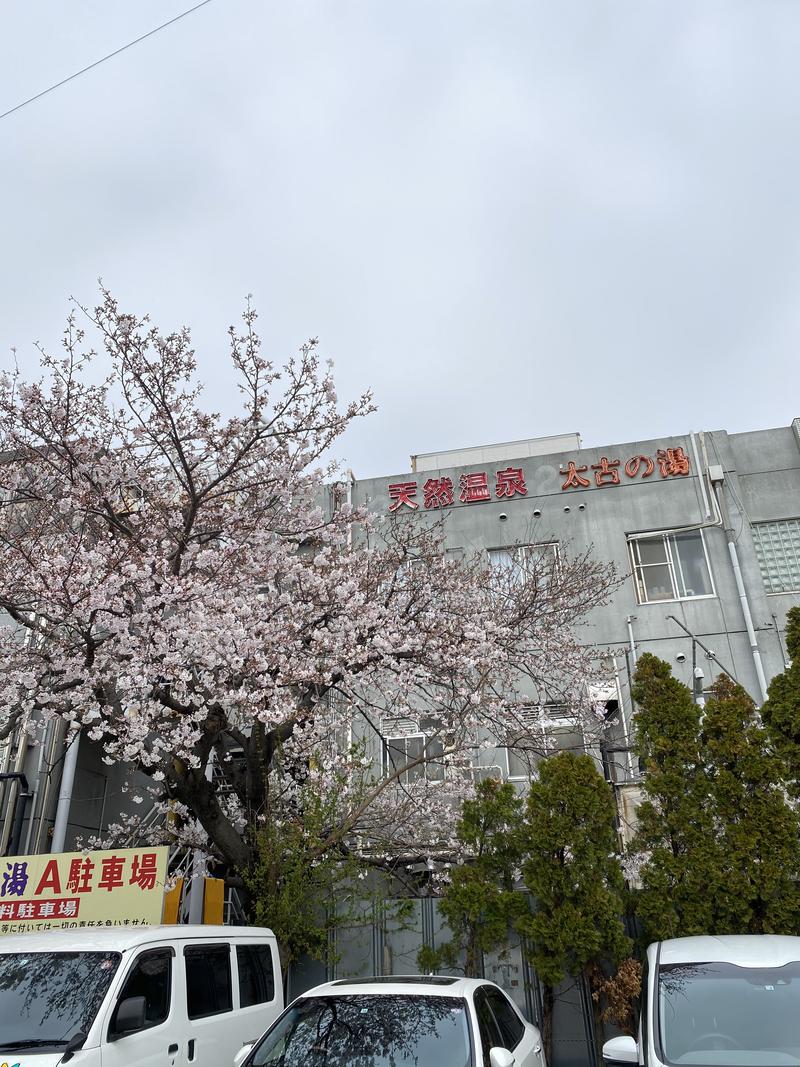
[504,705,584,780]
[488,543,559,583]
[506,725,586,779]
[471,764,505,784]
[628,529,714,604]
[751,519,800,594]
[384,732,445,783]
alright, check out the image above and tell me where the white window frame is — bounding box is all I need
[487,542,560,580]
[470,763,506,784]
[383,732,445,784]
[333,720,353,757]
[505,725,589,781]
[627,528,716,605]
[504,704,583,781]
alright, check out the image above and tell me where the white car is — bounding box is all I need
[603,934,800,1067]
[235,975,546,1067]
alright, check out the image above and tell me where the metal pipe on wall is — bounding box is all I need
[50,728,81,853]
[711,481,769,704]
[0,733,15,831]
[33,719,66,854]
[626,615,638,665]
[689,431,712,520]
[0,719,30,855]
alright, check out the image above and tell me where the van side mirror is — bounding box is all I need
[234,1043,255,1067]
[602,1036,638,1065]
[112,995,147,1036]
[489,1048,515,1067]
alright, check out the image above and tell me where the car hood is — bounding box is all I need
[0,1053,71,1067]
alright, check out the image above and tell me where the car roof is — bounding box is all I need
[0,924,276,954]
[658,935,800,967]
[298,976,497,998]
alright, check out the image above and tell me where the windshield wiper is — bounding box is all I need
[62,1031,87,1063]
[0,1039,67,1051]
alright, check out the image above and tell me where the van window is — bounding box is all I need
[110,949,172,1035]
[237,944,276,1007]
[185,944,232,1019]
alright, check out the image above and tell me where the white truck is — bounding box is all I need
[0,925,283,1067]
[602,935,800,1067]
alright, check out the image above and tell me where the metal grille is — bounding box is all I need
[751,519,800,594]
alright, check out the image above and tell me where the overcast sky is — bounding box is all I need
[2,1,799,477]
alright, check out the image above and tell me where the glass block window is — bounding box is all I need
[751,519,800,594]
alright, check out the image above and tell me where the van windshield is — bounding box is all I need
[659,961,800,1066]
[0,950,121,1053]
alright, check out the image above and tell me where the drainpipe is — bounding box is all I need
[0,719,30,855]
[187,756,216,924]
[0,773,32,856]
[51,728,81,853]
[33,719,67,853]
[709,469,769,704]
[689,432,712,521]
[626,615,638,665]
[0,732,15,834]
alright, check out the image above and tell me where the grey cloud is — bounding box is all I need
[1,1,798,478]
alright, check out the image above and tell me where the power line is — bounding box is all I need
[0,0,217,123]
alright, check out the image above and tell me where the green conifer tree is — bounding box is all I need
[630,653,720,941]
[701,673,800,933]
[761,606,800,793]
[419,777,529,977]
[521,751,630,1062]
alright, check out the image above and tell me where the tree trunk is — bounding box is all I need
[587,968,606,1067]
[542,984,554,1067]
[465,925,480,978]
[173,766,252,870]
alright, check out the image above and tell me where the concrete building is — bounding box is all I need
[302,418,800,1057]
[1,418,799,1064]
[357,419,799,739]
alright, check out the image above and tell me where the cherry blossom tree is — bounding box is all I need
[0,290,618,874]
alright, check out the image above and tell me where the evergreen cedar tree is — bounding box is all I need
[0,290,617,877]
[417,778,529,977]
[522,752,630,1063]
[631,650,800,941]
[423,763,630,1063]
[762,606,800,794]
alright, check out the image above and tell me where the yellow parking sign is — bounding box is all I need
[0,846,169,935]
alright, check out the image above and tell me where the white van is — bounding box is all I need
[0,925,283,1067]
